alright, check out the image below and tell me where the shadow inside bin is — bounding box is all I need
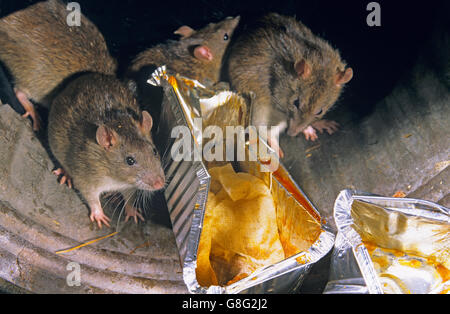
[100,189,173,231]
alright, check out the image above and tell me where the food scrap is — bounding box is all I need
[305,144,321,154]
[129,240,152,255]
[196,163,306,287]
[392,191,406,198]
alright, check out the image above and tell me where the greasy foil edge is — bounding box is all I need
[225,229,335,294]
[150,66,335,294]
[332,189,450,294]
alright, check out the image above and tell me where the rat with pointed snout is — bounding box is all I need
[127,16,240,131]
[0,0,164,228]
[48,73,166,228]
[129,16,240,86]
[226,13,353,157]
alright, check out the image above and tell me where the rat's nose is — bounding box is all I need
[286,127,297,137]
[152,175,165,190]
[141,173,165,191]
[286,124,301,137]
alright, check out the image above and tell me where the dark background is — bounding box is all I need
[0,0,445,119]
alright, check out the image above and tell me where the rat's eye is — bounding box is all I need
[152,148,158,156]
[126,156,136,166]
[288,99,300,112]
[223,33,229,41]
[315,109,323,116]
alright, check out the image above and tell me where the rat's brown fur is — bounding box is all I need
[48,73,165,227]
[226,13,352,136]
[0,0,117,107]
[129,16,240,86]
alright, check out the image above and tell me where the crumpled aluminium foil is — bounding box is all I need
[148,66,335,293]
[325,189,449,294]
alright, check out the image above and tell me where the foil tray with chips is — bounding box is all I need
[149,66,335,294]
[324,189,449,294]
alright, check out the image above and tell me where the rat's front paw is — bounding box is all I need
[311,119,339,135]
[303,120,339,141]
[90,210,111,228]
[302,126,319,141]
[124,204,145,224]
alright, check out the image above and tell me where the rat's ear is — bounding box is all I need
[139,110,153,134]
[174,25,195,39]
[96,125,118,151]
[193,45,213,61]
[335,67,353,86]
[294,59,312,79]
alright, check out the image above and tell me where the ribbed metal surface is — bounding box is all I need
[155,80,211,276]
[165,159,209,263]
[0,105,187,294]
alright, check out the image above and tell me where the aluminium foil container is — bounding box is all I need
[324,189,449,294]
[149,66,335,294]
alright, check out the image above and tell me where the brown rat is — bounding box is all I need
[129,16,240,86]
[226,13,353,156]
[48,73,165,228]
[126,16,240,132]
[0,0,117,130]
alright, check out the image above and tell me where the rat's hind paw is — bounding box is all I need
[16,90,41,131]
[53,168,73,189]
[124,204,145,224]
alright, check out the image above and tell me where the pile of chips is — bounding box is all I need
[196,163,287,286]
